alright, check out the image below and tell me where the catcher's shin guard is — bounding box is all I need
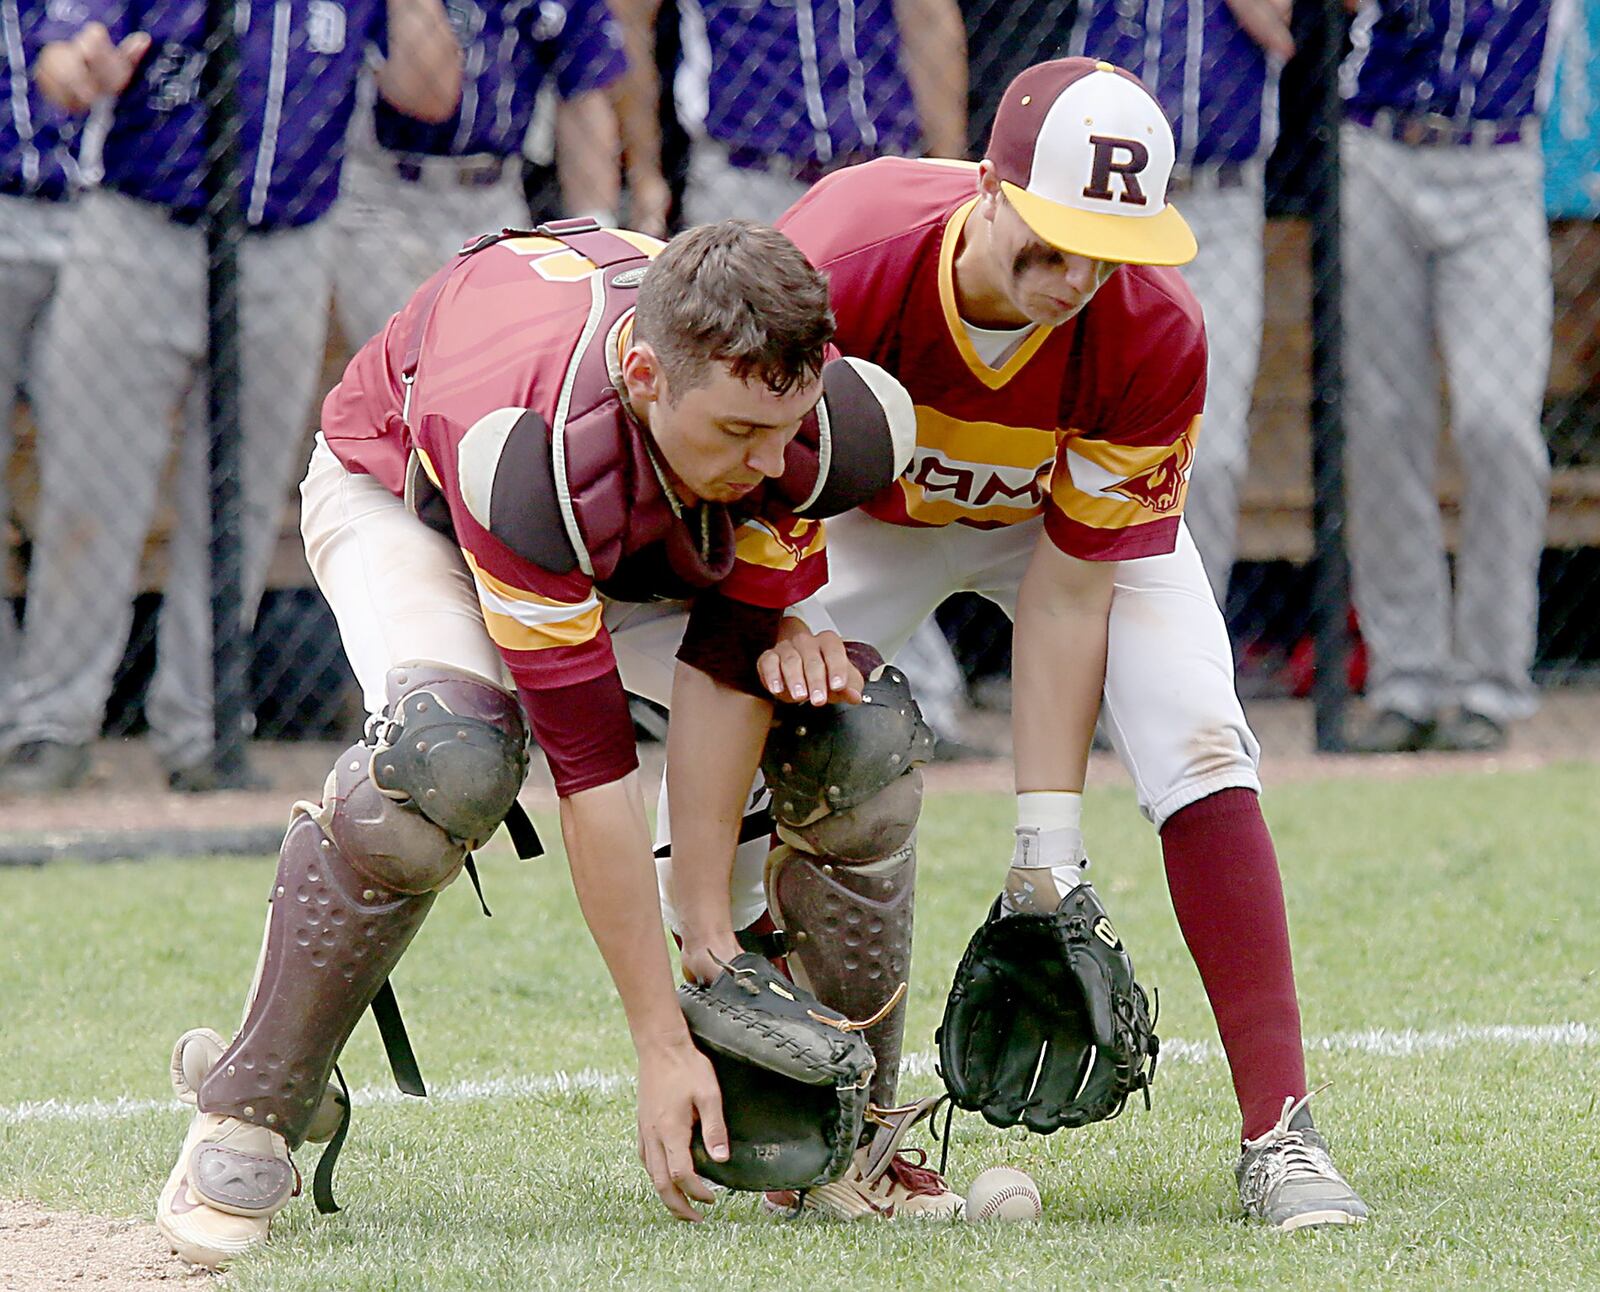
[198,666,528,1146]
[761,645,932,1111]
[765,842,917,1111]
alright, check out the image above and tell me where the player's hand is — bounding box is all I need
[627,169,673,239]
[35,24,152,114]
[758,620,864,707]
[1223,0,1295,59]
[678,931,744,986]
[635,1036,728,1221]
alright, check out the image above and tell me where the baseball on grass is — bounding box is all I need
[964,1166,1043,1222]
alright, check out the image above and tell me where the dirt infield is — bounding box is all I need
[1,694,1596,860]
[0,1201,209,1290]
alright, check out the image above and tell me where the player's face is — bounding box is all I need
[646,360,823,504]
[993,202,1120,327]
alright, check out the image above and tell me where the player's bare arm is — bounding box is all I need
[665,662,774,984]
[555,88,623,226]
[1224,0,1295,59]
[890,0,969,158]
[34,22,150,114]
[606,0,672,234]
[558,771,730,1220]
[373,0,463,124]
[1011,535,1116,795]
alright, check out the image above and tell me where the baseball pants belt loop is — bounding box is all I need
[1348,106,1528,148]
[391,154,508,187]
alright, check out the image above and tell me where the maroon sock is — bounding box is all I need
[1160,787,1306,1142]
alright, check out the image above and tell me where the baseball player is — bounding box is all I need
[635,59,1370,1229]
[332,0,650,348]
[1059,0,1294,606]
[153,217,916,1266]
[1340,0,1566,753]
[0,0,461,795]
[0,0,80,700]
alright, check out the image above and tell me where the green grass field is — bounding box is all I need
[3,765,1598,1290]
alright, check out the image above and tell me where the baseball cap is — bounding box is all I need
[986,58,1197,266]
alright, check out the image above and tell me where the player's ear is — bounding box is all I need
[975,161,1004,219]
[621,341,666,409]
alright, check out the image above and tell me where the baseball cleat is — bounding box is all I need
[157,1109,295,1268]
[157,1027,302,1268]
[1237,1092,1369,1231]
[762,1146,964,1220]
[762,1095,964,1220]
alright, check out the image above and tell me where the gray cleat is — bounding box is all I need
[1237,1091,1369,1231]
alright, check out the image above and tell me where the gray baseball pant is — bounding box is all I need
[1341,124,1551,724]
[331,134,530,348]
[5,188,333,767]
[0,193,76,711]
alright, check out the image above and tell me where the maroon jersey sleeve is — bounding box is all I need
[1044,268,1208,561]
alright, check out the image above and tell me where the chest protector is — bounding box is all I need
[397,219,912,599]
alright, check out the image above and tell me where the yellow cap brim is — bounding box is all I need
[1002,180,1197,266]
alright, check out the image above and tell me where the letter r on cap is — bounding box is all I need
[1083,135,1150,206]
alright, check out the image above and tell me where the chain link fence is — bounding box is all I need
[3,0,1597,792]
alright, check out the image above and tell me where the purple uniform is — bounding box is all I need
[2,0,79,198]
[695,0,921,175]
[374,0,624,158]
[38,0,387,227]
[1063,0,1281,168]
[1343,0,1573,122]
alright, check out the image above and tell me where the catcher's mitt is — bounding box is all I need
[678,952,876,1191]
[936,883,1158,1133]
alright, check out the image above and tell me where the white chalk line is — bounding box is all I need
[2,1023,1593,1129]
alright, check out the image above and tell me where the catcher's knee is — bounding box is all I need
[760,645,934,863]
[307,663,528,894]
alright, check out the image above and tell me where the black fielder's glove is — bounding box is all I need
[936,883,1158,1133]
[678,952,876,1191]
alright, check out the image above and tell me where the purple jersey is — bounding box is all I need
[1342,0,1573,122]
[39,0,385,227]
[2,0,80,198]
[1064,0,1281,169]
[374,0,624,158]
[695,0,921,169]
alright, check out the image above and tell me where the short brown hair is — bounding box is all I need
[634,220,835,397]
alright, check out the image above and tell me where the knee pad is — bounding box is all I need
[760,649,934,862]
[368,663,528,851]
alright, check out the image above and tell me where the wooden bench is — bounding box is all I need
[5,217,1598,598]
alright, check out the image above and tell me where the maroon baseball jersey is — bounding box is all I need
[777,157,1207,560]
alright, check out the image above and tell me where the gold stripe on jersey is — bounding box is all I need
[937,200,1056,390]
[463,551,604,651]
[497,230,668,282]
[916,407,1058,469]
[735,517,826,571]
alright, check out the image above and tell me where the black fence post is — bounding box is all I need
[1308,0,1350,751]
[201,0,252,785]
